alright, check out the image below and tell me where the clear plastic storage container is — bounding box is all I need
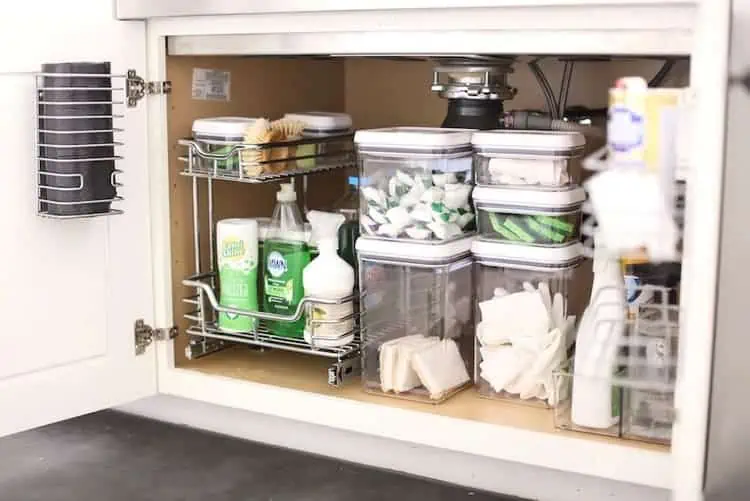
[192,117,257,172]
[284,111,353,137]
[283,112,354,169]
[355,127,476,242]
[553,282,677,445]
[473,185,585,246]
[472,130,585,187]
[357,235,475,403]
[472,240,583,407]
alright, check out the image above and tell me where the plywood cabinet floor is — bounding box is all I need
[178,347,668,453]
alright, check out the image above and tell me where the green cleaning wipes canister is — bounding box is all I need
[217,219,259,332]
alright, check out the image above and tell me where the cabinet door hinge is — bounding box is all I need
[134,319,178,355]
[126,70,172,108]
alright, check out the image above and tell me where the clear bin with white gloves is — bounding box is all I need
[472,240,584,407]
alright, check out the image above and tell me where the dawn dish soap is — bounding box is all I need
[263,183,311,338]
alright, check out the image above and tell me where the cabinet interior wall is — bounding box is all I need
[165,55,685,407]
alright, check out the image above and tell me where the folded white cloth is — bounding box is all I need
[477,290,550,343]
[488,157,569,186]
[412,339,470,400]
[480,345,533,393]
[477,281,573,405]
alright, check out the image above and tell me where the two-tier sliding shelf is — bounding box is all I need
[178,133,360,386]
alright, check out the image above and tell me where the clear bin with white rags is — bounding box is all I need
[473,185,585,246]
[357,235,475,403]
[192,117,257,172]
[283,112,354,169]
[472,239,584,407]
[472,130,585,187]
[354,127,476,242]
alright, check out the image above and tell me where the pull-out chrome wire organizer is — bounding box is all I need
[178,134,360,386]
[552,146,683,445]
[35,64,129,219]
[178,133,354,184]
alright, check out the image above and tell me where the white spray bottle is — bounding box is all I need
[303,211,355,346]
[571,238,626,429]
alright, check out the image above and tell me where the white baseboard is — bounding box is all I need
[117,395,669,501]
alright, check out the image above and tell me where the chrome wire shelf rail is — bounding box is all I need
[177,133,355,184]
[182,272,361,385]
[185,322,360,359]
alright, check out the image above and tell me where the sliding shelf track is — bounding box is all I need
[183,273,361,386]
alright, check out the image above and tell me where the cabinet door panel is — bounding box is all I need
[0,0,156,437]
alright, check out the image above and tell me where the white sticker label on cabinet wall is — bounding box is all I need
[192,68,230,101]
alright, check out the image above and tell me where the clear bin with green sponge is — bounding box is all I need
[473,185,585,246]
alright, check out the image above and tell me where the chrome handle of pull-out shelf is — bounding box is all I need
[182,276,356,324]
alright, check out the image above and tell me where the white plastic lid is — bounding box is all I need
[356,235,474,264]
[283,112,352,132]
[277,183,297,202]
[216,218,258,227]
[355,127,474,149]
[193,117,257,139]
[473,185,586,211]
[472,130,585,156]
[471,239,584,270]
[192,117,256,139]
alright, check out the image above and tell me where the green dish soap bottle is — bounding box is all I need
[263,183,311,338]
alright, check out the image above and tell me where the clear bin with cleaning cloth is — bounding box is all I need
[472,130,585,187]
[357,235,475,403]
[191,117,257,172]
[473,185,585,246]
[472,240,584,407]
[355,127,476,242]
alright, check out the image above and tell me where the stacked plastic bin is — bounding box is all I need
[470,130,587,407]
[354,127,477,404]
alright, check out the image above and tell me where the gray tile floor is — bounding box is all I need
[0,411,517,501]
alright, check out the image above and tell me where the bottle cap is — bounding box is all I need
[308,210,345,252]
[277,183,297,202]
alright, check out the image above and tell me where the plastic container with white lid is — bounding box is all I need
[472,129,586,187]
[283,112,353,137]
[357,235,475,403]
[355,127,477,243]
[282,112,354,170]
[471,240,583,407]
[192,117,256,171]
[473,185,585,246]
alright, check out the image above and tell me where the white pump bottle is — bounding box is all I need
[303,211,355,346]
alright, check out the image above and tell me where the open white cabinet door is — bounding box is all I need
[0,0,156,437]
